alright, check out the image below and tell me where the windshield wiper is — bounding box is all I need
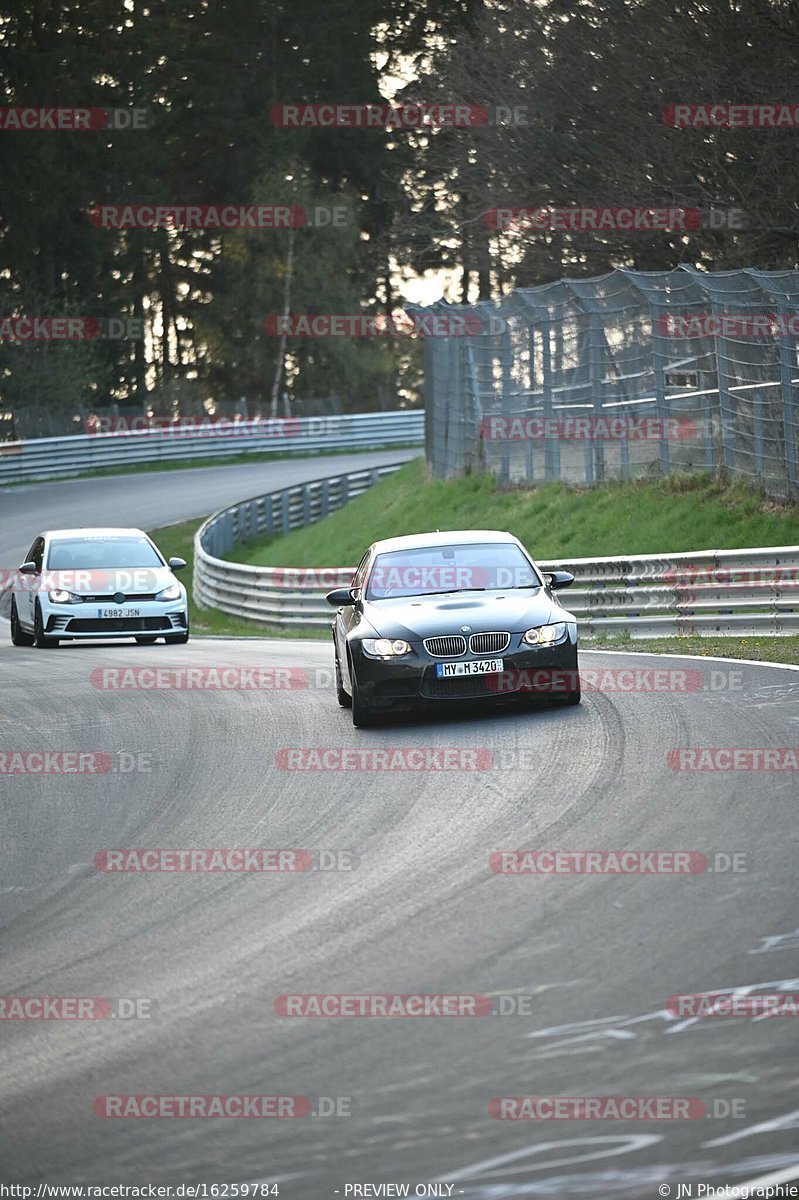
[374,587,488,599]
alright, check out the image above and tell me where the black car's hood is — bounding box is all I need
[361,588,573,641]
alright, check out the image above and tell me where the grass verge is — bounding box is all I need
[587,634,799,666]
[228,459,799,567]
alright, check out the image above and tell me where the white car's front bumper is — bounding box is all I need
[41,599,188,640]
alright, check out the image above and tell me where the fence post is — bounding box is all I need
[540,321,559,482]
[711,300,737,477]
[651,304,672,478]
[778,305,798,498]
[465,341,483,474]
[499,328,513,485]
[591,317,607,483]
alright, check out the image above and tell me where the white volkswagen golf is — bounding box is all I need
[9,527,189,648]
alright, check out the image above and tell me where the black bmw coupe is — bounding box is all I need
[326,530,580,726]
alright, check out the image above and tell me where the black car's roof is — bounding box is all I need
[369,530,521,554]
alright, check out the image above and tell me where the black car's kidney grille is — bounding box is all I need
[424,635,467,658]
[469,631,510,654]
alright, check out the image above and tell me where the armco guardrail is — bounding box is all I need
[194,463,405,628]
[195,469,799,636]
[0,411,424,483]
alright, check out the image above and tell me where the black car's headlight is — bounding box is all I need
[155,583,182,601]
[48,589,82,604]
[522,621,567,646]
[361,638,412,658]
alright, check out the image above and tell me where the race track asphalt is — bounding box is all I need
[1,451,798,1196]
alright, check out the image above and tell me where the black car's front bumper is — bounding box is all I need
[350,631,579,711]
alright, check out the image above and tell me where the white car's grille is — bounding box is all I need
[79,593,159,602]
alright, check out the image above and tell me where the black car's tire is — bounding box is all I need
[334,650,352,708]
[136,636,158,645]
[350,661,377,728]
[33,601,58,648]
[555,681,581,706]
[10,598,35,646]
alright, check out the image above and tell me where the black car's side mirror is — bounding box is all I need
[326,587,357,607]
[19,561,38,575]
[168,557,187,571]
[545,570,575,590]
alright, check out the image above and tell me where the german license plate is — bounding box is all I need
[102,608,140,618]
[435,659,503,678]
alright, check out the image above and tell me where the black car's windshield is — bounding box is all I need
[366,542,541,599]
[47,536,163,570]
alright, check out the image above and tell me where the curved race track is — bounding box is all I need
[1,453,798,1197]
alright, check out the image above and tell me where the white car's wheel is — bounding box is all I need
[33,601,58,648]
[10,598,34,646]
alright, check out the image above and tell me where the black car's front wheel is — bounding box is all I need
[334,647,352,708]
[349,658,377,728]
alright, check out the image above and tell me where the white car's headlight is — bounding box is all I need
[49,589,81,604]
[522,622,567,646]
[156,583,182,601]
[362,638,412,657]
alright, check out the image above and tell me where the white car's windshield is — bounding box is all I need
[47,536,163,570]
[366,542,541,599]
